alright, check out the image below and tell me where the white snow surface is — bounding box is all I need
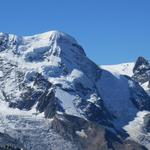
[55,87,83,118]
[76,129,87,138]
[124,111,150,149]
[0,71,3,77]
[97,70,138,127]
[101,62,135,77]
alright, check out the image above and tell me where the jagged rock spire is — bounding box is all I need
[133,56,149,73]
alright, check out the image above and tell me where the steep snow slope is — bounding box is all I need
[101,60,150,96]
[100,62,150,128]
[97,70,138,127]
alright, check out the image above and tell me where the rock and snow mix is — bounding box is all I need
[0,30,150,149]
[124,111,150,149]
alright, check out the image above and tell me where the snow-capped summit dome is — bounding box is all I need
[41,30,78,44]
[0,30,86,63]
[19,30,85,59]
[23,30,78,46]
[0,30,94,82]
[0,30,83,55]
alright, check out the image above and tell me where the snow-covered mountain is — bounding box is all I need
[133,57,150,96]
[101,56,150,149]
[0,30,150,150]
[101,57,150,96]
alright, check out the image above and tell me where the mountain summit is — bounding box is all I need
[133,56,149,73]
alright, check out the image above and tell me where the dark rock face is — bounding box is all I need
[133,57,150,84]
[37,90,64,118]
[133,57,149,73]
[75,94,113,126]
[0,33,9,52]
[148,82,150,88]
[51,114,147,150]
[143,114,150,132]
[128,79,150,111]
[0,33,21,53]
[8,71,53,110]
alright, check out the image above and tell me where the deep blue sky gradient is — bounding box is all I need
[0,0,150,64]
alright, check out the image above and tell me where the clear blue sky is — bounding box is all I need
[0,0,150,64]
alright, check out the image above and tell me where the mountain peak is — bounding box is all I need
[133,56,149,73]
[0,30,86,62]
[0,30,150,149]
[24,30,78,45]
[49,30,78,44]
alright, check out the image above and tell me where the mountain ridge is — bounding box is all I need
[0,30,150,150]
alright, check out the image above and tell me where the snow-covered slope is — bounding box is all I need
[101,57,150,96]
[124,111,150,149]
[0,30,149,150]
[101,57,150,149]
[101,62,135,77]
[98,70,138,127]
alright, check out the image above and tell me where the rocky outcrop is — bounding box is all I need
[128,79,150,111]
[51,114,147,150]
[143,114,150,132]
[132,56,150,97]
[133,57,149,73]
[133,57,150,84]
